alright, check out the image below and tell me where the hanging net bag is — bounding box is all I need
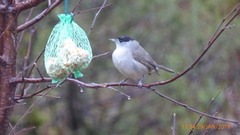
[44,13,92,83]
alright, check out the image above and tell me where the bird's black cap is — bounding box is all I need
[118,36,135,43]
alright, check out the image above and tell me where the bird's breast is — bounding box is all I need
[112,47,148,81]
[112,47,132,61]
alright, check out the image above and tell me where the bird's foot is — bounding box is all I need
[119,78,129,88]
[137,75,146,88]
[137,81,143,88]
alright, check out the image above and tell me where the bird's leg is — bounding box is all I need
[137,75,146,87]
[119,78,129,87]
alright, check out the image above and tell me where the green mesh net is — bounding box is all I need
[44,13,92,83]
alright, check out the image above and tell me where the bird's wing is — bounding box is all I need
[132,45,174,74]
[131,45,159,75]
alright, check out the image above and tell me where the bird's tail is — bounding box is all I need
[157,65,174,73]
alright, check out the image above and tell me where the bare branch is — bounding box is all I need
[93,51,110,58]
[188,91,222,135]
[34,63,45,79]
[8,86,55,134]
[16,0,63,32]
[23,27,36,75]
[150,88,240,125]
[15,86,53,101]
[142,5,240,88]
[26,49,45,78]
[172,113,176,135]
[9,1,240,127]
[0,103,26,110]
[72,0,84,13]
[14,0,45,12]
[209,3,240,44]
[15,93,60,100]
[15,126,36,135]
[107,86,130,100]
[17,8,35,49]
[73,3,113,15]
[11,77,240,125]
[11,77,51,84]
[88,0,108,36]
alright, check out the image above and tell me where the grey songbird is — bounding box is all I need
[109,36,174,86]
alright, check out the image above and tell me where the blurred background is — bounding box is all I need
[12,0,240,134]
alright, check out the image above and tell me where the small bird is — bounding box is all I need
[109,36,174,86]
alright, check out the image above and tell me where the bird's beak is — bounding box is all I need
[109,38,117,42]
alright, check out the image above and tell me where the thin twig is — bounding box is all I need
[143,5,240,88]
[15,126,36,135]
[172,113,176,135]
[9,2,240,126]
[20,82,33,98]
[8,122,15,135]
[14,0,45,12]
[8,86,55,135]
[0,103,26,110]
[34,63,44,79]
[72,0,84,13]
[188,91,222,135]
[16,0,63,32]
[27,49,45,78]
[107,86,131,100]
[88,0,108,36]
[150,88,239,125]
[17,7,35,49]
[73,3,113,15]
[9,77,240,125]
[19,27,36,97]
[88,82,131,99]
[29,83,40,97]
[209,2,240,44]
[23,27,35,70]
[202,112,218,135]
[16,86,52,100]
[93,51,110,58]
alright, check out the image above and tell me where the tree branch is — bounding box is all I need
[150,88,240,125]
[188,91,222,135]
[143,4,240,88]
[10,77,240,125]
[10,1,240,126]
[8,86,54,134]
[88,0,108,36]
[14,0,45,12]
[73,3,113,15]
[16,0,63,32]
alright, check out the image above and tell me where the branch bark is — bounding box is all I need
[10,2,240,126]
[16,0,63,32]
[0,0,62,134]
[14,0,45,12]
[0,10,17,135]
